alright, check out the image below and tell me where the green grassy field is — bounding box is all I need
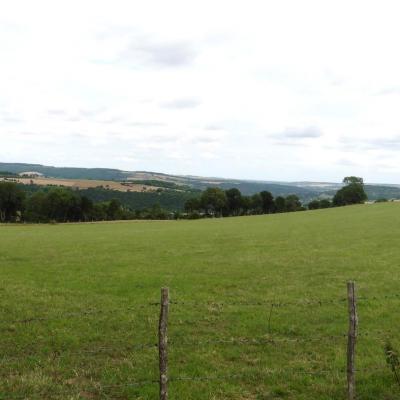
[1,203,400,399]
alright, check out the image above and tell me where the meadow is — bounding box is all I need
[1,203,400,399]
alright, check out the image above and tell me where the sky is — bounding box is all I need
[1,0,400,183]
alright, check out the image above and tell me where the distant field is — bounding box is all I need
[1,177,161,193]
[1,204,400,399]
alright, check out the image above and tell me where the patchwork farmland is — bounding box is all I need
[0,176,163,193]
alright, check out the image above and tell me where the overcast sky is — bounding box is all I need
[2,0,400,183]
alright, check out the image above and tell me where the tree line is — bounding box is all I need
[0,183,175,223]
[0,176,368,223]
[183,176,368,218]
[184,188,304,217]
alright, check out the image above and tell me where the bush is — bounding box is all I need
[308,200,320,210]
[187,212,201,219]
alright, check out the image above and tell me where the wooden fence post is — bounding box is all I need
[159,287,169,400]
[347,281,358,400]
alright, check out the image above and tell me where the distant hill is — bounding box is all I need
[0,163,127,181]
[2,162,400,204]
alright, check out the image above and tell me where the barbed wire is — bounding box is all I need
[2,292,400,327]
[1,303,161,325]
[2,328,397,362]
[59,366,388,391]
[169,299,346,308]
[170,334,347,346]
[0,334,352,355]
[0,342,159,360]
[172,366,390,381]
[170,293,400,308]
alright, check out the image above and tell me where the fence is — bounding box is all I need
[1,281,398,399]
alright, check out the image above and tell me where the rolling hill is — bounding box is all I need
[2,162,400,205]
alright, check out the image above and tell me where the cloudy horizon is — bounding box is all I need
[2,0,400,183]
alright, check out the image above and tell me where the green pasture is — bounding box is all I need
[1,203,400,399]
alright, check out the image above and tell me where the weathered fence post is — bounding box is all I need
[159,287,169,400]
[347,281,358,400]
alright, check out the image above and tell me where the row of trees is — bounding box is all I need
[184,177,368,218]
[0,183,174,223]
[184,187,304,217]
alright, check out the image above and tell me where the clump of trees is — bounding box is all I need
[308,199,332,210]
[0,183,173,223]
[308,176,367,210]
[184,187,304,218]
[0,182,25,222]
[333,177,367,206]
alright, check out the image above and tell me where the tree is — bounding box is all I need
[260,191,274,213]
[308,199,332,210]
[225,188,242,216]
[343,176,364,185]
[149,204,168,220]
[308,200,320,210]
[91,202,108,221]
[80,196,94,222]
[184,197,201,213]
[250,193,262,214]
[285,194,302,212]
[240,196,251,215]
[24,191,47,222]
[44,188,78,222]
[274,196,286,213]
[0,182,25,222]
[107,199,122,220]
[319,199,332,208]
[200,188,227,216]
[333,177,367,206]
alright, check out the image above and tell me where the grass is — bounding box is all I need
[1,203,400,399]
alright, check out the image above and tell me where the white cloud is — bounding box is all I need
[160,97,202,109]
[2,0,400,182]
[120,38,198,68]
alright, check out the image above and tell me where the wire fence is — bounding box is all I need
[3,291,400,325]
[1,282,399,399]
[0,332,395,362]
